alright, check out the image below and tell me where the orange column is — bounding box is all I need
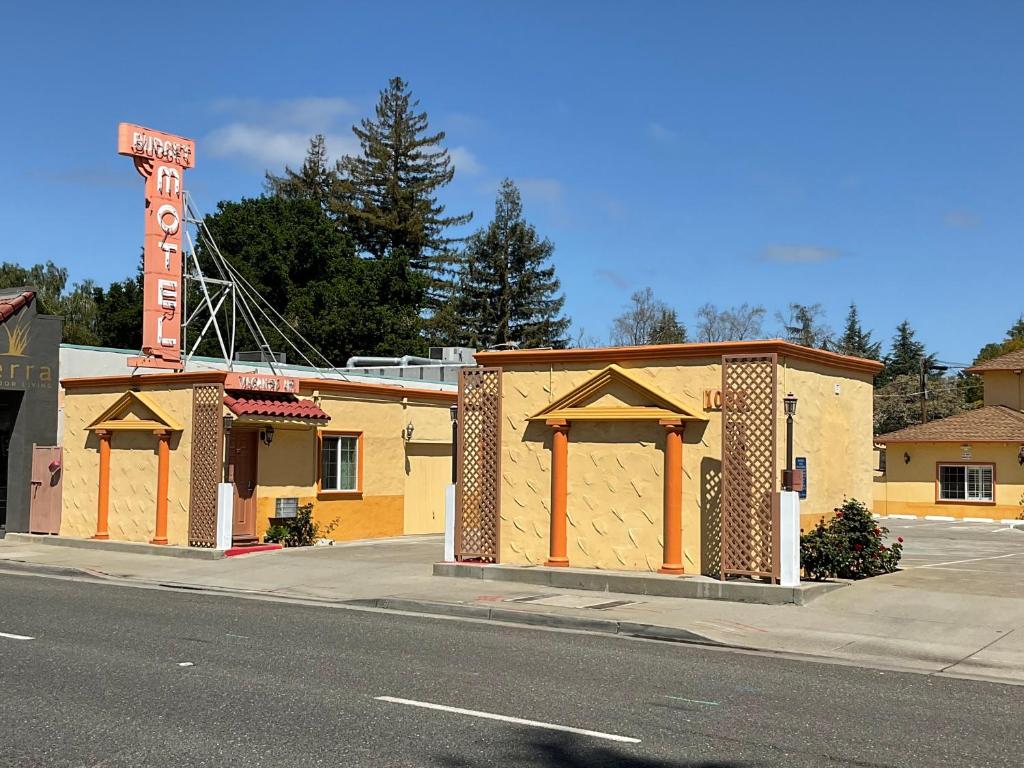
[545,420,570,567]
[151,430,171,545]
[93,430,111,540]
[659,421,685,575]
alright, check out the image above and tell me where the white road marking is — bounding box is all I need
[177,662,194,667]
[924,515,957,522]
[375,696,641,743]
[916,553,1022,569]
[0,631,34,641]
[665,696,719,706]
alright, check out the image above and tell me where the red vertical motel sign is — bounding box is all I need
[118,123,195,370]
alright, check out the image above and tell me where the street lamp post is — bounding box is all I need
[449,404,458,485]
[783,393,798,491]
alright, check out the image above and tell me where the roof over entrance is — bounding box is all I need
[224,392,330,423]
[876,405,1024,444]
[87,390,183,432]
[529,364,705,423]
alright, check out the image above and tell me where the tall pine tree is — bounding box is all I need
[333,78,471,290]
[879,320,933,385]
[265,134,335,209]
[834,302,881,359]
[458,179,569,349]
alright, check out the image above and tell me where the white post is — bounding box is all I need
[778,490,801,587]
[216,482,234,550]
[444,484,456,561]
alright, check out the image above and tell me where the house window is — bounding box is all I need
[321,434,360,492]
[938,464,993,503]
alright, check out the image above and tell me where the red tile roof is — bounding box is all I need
[224,392,330,422]
[875,405,1024,443]
[0,291,34,323]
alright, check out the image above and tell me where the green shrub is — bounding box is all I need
[800,498,903,580]
[263,504,339,547]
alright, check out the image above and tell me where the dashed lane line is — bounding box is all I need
[0,631,35,640]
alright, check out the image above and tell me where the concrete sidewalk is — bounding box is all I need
[1,522,1022,686]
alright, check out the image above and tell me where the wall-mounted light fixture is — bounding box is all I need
[904,451,911,465]
[404,423,415,441]
[1018,445,1024,466]
[260,425,275,447]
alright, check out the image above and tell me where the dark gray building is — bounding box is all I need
[0,288,60,535]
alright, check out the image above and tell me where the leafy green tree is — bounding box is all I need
[974,314,1024,365]
[0,260,99,344]
[265,134,335,209]
[834,302,881,360]
[778,303,832,349]
[879,320,933,386]
[611,287,686,346]
[334,77,471,283]
[195,196,424,363]
[874,373,969,435]
[92,257,143,350]
[457,179,569,349]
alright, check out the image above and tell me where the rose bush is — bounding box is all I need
[800,498,902,580]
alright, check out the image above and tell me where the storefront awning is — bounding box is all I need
[224,392,330,423]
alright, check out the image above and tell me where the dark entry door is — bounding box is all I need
[230,430,259,543]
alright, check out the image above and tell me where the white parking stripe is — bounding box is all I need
[375,696,641,743]
[916,553,1021,569]
[0,631,34,641]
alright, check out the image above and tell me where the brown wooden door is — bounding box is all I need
[230,430,259,542]
[29,445,62,534]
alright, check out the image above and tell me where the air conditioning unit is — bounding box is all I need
[235,350,287,364]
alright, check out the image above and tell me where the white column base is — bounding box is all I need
[216,483,234,551]
[444,484,456,562]
[778,490,801,587]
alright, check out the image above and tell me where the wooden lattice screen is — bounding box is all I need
[720,354,778,580]
[188,384,224,547]
[455,367,502,562]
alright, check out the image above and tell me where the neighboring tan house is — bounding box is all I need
[875,348,1024,520]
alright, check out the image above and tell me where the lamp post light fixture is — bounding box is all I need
[222,414,234,483]
[260,425,275,447]
[782,393,798,491]
[404,422,415,441]
[449,404,459,485]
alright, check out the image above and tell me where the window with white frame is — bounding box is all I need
[321,434,359,492]
[938,464,993,502]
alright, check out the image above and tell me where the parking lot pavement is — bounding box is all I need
[878,518,1024,596]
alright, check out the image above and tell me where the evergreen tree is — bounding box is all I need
[778,303,832,349]
[458,179,569,349]
[611,287,686,346]
[834,302,881,360]
[265,134,335,208]
[334,77,471,283]
[974,314,1024,364]
[879,320,933,386]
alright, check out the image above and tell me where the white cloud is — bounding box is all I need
[449,146,483,175]
[943,210,982,229]
[205,97,359,169]
[517,177,564,205]
[760,244,841,264]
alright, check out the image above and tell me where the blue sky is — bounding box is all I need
[1,1,1021,364]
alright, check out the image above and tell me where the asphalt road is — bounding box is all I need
[0,572,1019,768]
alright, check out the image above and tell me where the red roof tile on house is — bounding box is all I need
[875,405,1024,443]
[0,291,34,323]
[224,392,330,422]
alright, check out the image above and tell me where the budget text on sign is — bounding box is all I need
[118,123,196,370]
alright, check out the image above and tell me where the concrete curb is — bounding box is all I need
[343,597,723,646]
[4,533,225,560]
[432,563,845,606]
[0,559,100,580]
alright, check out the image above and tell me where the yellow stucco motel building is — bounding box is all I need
[60,371,456,548]
[453,340,882,577]
[875,348,1024,521]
